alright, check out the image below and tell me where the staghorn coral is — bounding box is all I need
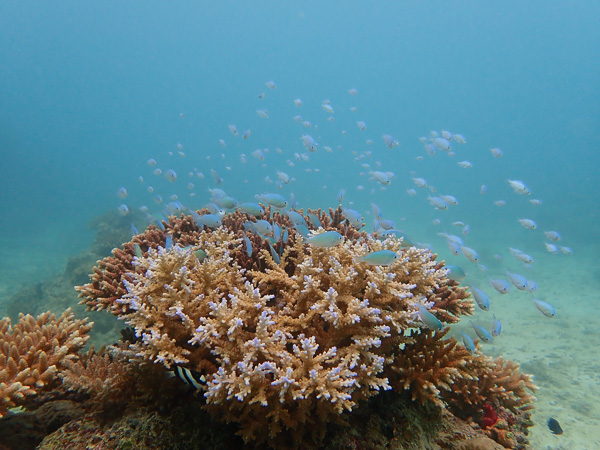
[83,218,478,446]
[444,355,537,413]
[76,206,360,314]
[0,308,92,417]
[59,347,135,408]
[386,328,475,408]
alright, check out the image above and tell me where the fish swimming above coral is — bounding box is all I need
[75,206,537,448]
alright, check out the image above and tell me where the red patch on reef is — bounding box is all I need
[481,403,499,428]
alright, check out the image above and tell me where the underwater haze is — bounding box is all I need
[1,1,599,448]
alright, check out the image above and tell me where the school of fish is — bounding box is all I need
[114,81,572,354]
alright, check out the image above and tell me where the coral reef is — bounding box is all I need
[0,309,92,417]
[74,206,536,448]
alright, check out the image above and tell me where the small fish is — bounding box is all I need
[195,249,207,262]
[172,366,206,390]
[265,80,277,89]
[371,203,383,219]
[300,135,318,152]
[470,286,490,311]
[507,179,530,195]
[491,314,502,336]
[196,214,222,229]
[525,279,537,293]
[117,187,128,198]
[276,170,291,184]
[412,177,428,188]
[356,120,367,131]
[355,250,399,266]
[532,298,556,317]
[342,208,363,228]
[213,196,238,210]
[306,231,344,248]
[382,134,398,149]
[453,134,466,144]
[490,148,503,157]
[242,129,251,139]
[480,184,487,195]
[256,109,269,119]
[369,170,393,185]
[509,248,534,264]
[268,241,280,264]
[489,279,510,294]
[544,242,559,254]
[457,160,473,169]
[445,265,466,282]
[228,124,239,136]
[134,244,143,258]
[165,169,177,183]
[494,200,506,207]
[432,137,451,152]
[147,158,157,166]
[470,321,492,343]
[255,193,288,209]
[547,418,563,435]
[439,195,458,206]
[461,332,475,353]
[118,204,129,216]
[416,304,443,331]
[252,220,273,236]
[348,88,358,95]
[428,196,449,210]
[544,231,561,241]
[237,202,265,217]
[506,270,528,290]
[294,98,303,107]
[559,246,573,255]
[461,246,479,263]
[307,213,322,229]
[165,234,173,250]
[447,240,462,256]
[242,234,253,257]
[322,103,334,114]
[518,218,537,230]
[252,149,265,161]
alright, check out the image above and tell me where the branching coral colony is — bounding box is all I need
[73,206,536,446]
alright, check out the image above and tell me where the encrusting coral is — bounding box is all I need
[0,309,92,417]
[76,207,535,447]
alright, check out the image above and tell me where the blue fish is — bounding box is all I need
[416,304,443,331]
[355,250,399,266]
[491,314,502,336]
[461,332,475,353]
[469,286,490,311]
[470,321,492,343]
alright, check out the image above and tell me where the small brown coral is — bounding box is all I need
[445,355,537,413]
[386,329,474,407]
[0,308,92,416]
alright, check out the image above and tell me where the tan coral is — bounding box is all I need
[101,222,473,446]
[0,308,92,416]
[445,355,537,413]
[386,328,475,408]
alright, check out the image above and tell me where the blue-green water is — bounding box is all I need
[1,2,599,447]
